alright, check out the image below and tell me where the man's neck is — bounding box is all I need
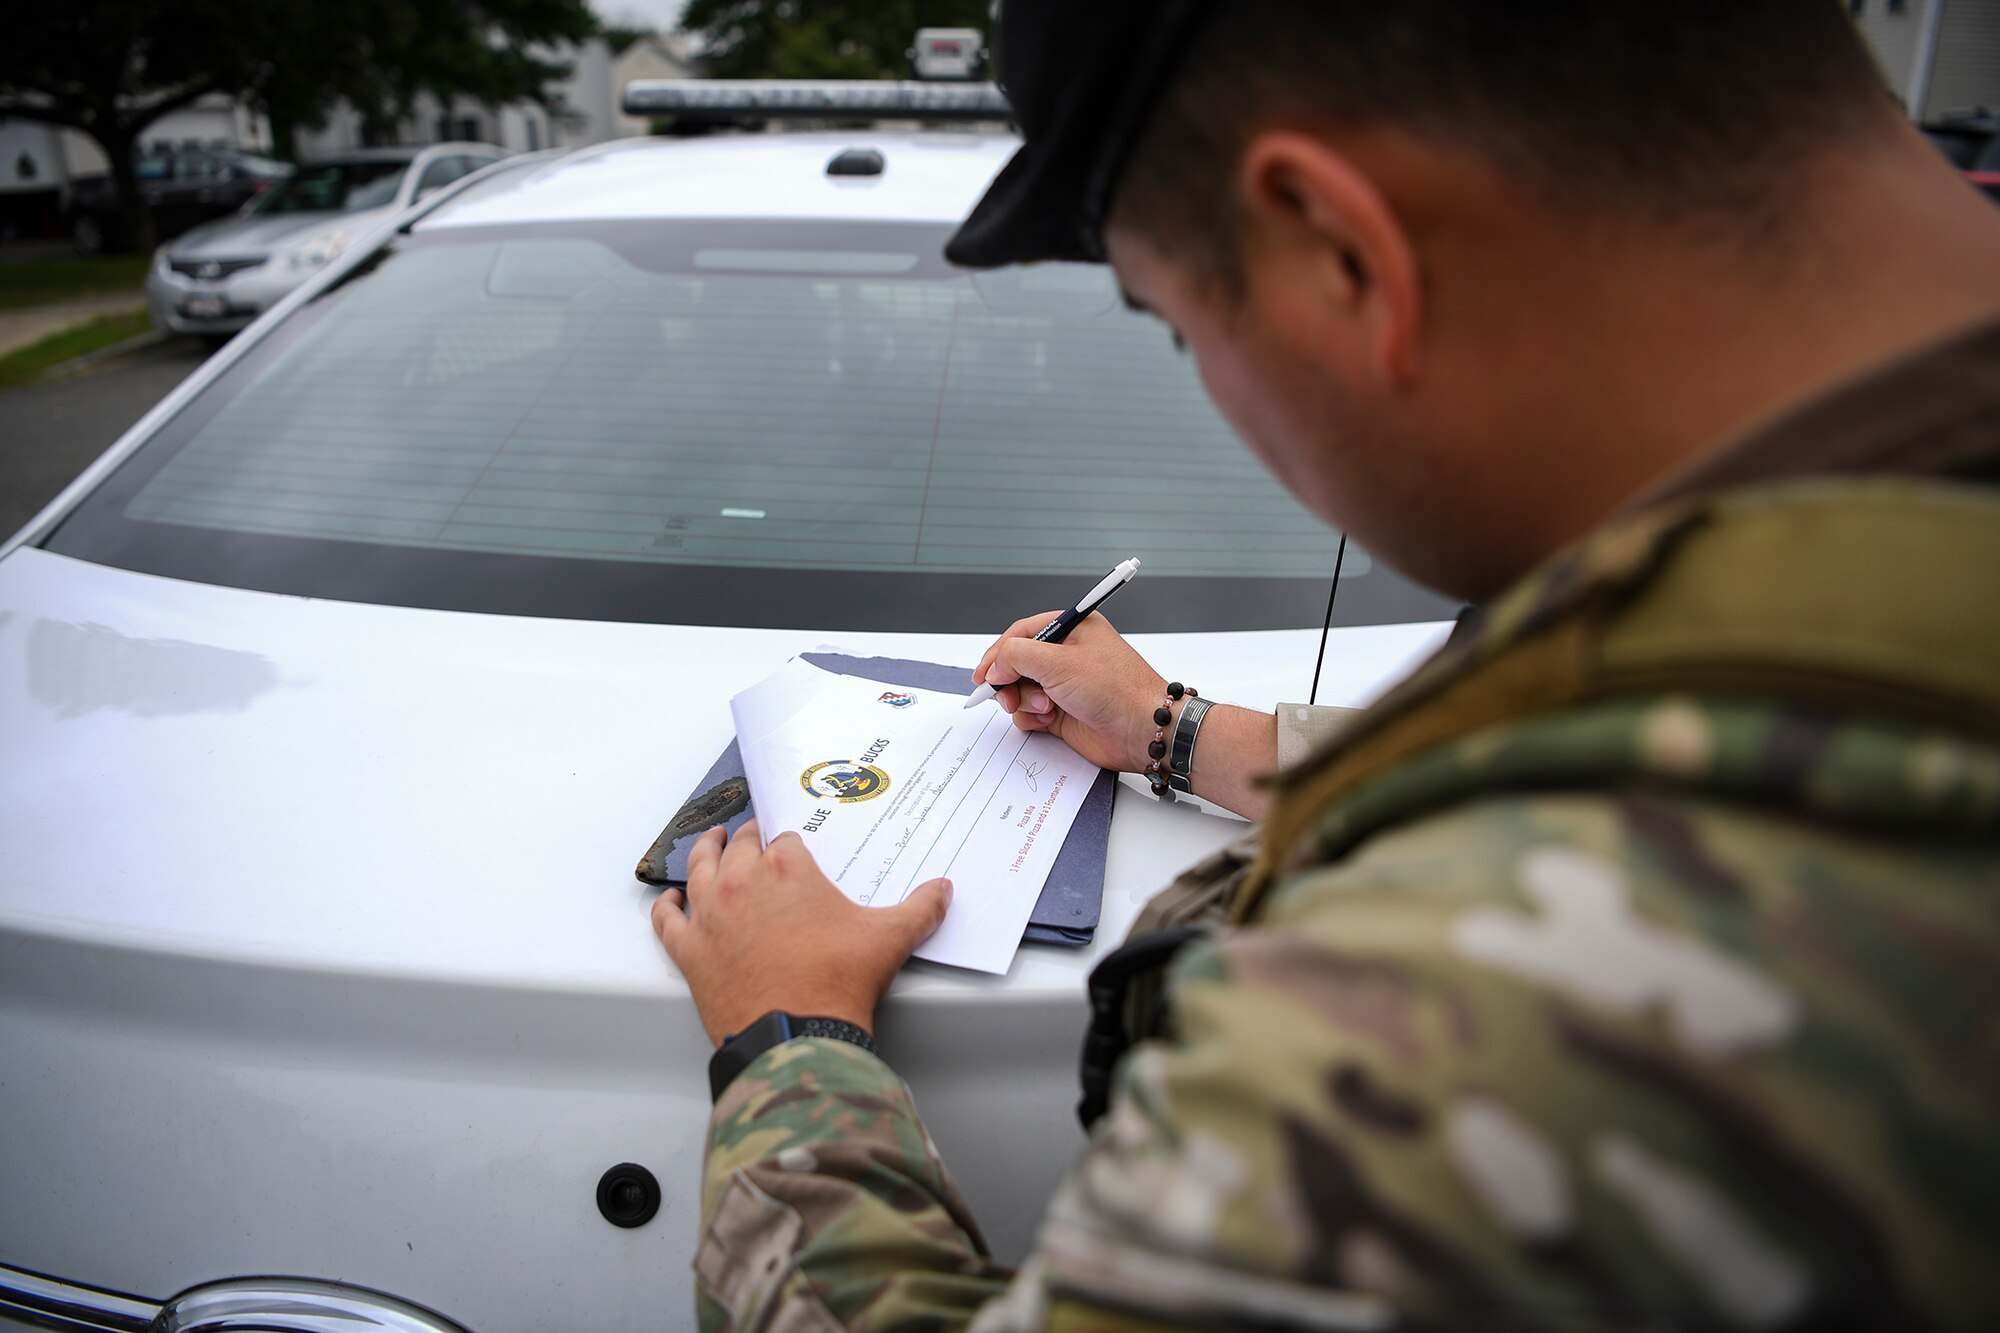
[1486,119,2000,580]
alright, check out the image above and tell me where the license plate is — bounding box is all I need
[181,294,227,319]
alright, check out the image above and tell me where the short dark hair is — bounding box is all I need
[1112,0,1893,291]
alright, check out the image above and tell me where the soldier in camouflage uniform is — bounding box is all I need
[654,2,2000,1329]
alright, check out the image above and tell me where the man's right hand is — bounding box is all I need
[973,611,1168,773]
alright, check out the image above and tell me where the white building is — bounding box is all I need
[293,35,697,158]
[1851,0,2000,121]
[0,117,102,239]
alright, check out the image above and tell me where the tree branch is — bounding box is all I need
[0,97,91,131]
[121,75,226,133]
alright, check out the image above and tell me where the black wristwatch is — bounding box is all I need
[709,1011,877,1103]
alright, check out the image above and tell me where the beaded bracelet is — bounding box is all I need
[1146,681,1196,798]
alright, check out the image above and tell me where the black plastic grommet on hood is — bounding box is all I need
[596,1162,661,1228]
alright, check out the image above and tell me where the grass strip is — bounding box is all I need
[0,255,150,310]
[0,310,154,392]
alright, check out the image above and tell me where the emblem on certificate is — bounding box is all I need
[799,760,891,803]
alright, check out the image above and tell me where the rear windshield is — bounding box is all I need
[44,219,1452,632]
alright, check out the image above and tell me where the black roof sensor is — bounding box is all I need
[827,148,886,177]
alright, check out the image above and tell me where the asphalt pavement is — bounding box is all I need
[0,336,214,539]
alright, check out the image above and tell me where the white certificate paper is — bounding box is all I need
[730,658,1097,974]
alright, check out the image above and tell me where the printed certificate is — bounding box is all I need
[731,657,1098,974]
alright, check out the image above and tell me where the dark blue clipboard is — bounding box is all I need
[633,653,1113,946]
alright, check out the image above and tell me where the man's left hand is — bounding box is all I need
[652,819,953,1046]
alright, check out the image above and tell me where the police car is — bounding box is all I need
[0,82,1454,1331]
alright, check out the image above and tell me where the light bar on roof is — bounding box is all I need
[621,79,1012,122]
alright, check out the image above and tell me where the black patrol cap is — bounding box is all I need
[945,0,1217,269]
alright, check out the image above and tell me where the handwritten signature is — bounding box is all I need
[1013,757,1049,792]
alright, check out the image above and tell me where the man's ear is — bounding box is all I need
[1237,131,1421,386]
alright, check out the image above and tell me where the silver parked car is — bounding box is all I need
[145,143,506,338]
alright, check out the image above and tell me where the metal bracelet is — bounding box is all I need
[795,1015,876,1054]
[1167,695,1213,794]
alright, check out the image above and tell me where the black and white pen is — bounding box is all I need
[964,557,1142,708]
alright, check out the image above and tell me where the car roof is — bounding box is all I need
[305,146,427,165]
[419,130,1020,229]
[300,143,500,167]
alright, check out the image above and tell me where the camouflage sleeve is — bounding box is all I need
[695,1038,1011,1331]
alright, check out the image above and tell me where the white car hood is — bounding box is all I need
[0,548,1449,996]
[0,546,1449,1326]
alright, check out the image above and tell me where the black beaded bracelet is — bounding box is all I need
[1145,681,1196,798]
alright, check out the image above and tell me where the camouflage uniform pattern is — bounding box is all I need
[1277,703,1365,770]
[697,1039,1009,1329]
[693,470,2000,1331]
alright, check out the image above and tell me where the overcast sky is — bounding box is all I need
[592,0,691,34]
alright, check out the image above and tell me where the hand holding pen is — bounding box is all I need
[964,558,1141,708]
[969,559,1172,776]
[971,557,1281,821]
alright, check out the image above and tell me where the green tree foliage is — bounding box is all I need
[258,0,599,157]
[681,1,993,80]
[0,0,596,251]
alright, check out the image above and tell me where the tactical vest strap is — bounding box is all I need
[1598,484,2000,726]
[1239,480,2000,922]
[1244,620,1597,924]
[1077,924,1208,1128]
[1075,833,1263,1128]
